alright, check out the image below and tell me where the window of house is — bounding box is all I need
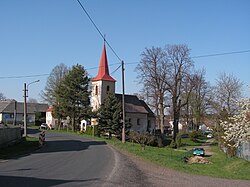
[107,85,110,93]
[137,119,140,126]
[147,120,151,131]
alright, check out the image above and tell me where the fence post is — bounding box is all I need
[39,131,45,147]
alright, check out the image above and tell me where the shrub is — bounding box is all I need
[176,133,182,148]
[169,139,176,148]
[189,130,200,142]
[129,131,155,150]
[85,125,99,136]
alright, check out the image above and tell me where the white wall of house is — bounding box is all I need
[169,121,183,131]
[0,114,2,123]
[0,113,35,125]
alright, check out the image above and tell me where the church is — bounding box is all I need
[91,44,156,133]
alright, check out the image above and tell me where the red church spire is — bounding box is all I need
[92,43,116,82]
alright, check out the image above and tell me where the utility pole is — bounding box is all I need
[23,80,40,137]
[23,83,27,137]
[13,100,17,126]
[122,61,126,143]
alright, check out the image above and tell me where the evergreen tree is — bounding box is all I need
[98,92,131,139]
[53,64,90,131]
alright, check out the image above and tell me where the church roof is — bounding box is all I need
[115,94,155,117]
[92,44,116,82]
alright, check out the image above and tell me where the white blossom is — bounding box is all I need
[220,98,250,148]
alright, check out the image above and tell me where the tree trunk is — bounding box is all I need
[159,98,164,134]
[173,99,181,141]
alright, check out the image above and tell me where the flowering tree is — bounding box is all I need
[220,98,250,157]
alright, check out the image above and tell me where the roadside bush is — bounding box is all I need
[85,125,99,136]
[129,131,155,150]
[189,130,201,142]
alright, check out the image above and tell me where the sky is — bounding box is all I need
[0,0,249,102]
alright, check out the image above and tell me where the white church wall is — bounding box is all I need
[127,113,148,132]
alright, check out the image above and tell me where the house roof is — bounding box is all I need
[92,44,116,82]
[0,100,48,114]
[0,100,11,113]
[115,94,154,116]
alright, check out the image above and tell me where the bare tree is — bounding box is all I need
[164,44,194,141]
[214,73,243,117]
[41,63,69,105]
[182,69,211,131]
[0,92,6,100]
[136,47,169,134]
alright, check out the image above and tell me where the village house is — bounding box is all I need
[0,99,48,125]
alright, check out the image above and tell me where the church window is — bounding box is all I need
[137,119,140,126]
[95,85,98,95]
[107,85,110,93]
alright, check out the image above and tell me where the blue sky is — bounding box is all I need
[0,0,249,102]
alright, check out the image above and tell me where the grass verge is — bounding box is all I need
[106,138,250,180]
[0,136,39,159]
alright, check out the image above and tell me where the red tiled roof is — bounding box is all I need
[92,44,116,82]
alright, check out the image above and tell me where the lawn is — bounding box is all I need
[106,138,250,180]
[0,136,39,159]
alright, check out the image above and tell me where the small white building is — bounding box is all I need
[46,107,58,129]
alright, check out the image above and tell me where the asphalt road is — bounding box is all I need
[0,130,149,187]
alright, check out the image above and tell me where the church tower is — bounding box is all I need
[91,44,116,111]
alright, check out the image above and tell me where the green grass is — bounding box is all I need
[106,139,250,180]
[0,136,39,159]
[181,137,207,147]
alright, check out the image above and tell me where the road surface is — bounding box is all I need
[0,130,149,187]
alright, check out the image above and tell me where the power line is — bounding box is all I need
[0,63,121,80]
[124,49,250,65]
[76,0,122,62]
[1,49,249,80]
[190,49,250,59]
[0,74,50,80]
[111,65,122,75]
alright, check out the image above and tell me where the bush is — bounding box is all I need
[129,131,155,150]
[85,125,99,136]
[176,134,182,148]
[189,130,200,142]
[169,139,176,148]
